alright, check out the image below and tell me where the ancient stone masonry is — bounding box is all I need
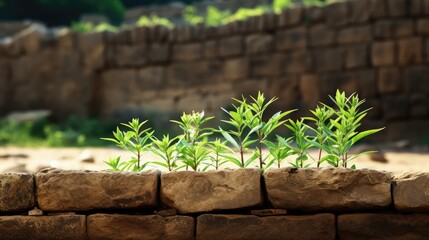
[0,0,429,141]
[1,168,429,239]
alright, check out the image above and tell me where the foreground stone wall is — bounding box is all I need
[0,0,429,141]
[1,168,429,239]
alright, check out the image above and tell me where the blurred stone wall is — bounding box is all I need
[0,0,428,142]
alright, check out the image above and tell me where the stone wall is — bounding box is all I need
[1,168,429,239]
[0,0,429,141]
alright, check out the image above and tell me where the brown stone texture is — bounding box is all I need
[161,169,262,214]
[246,34,274,55]
[204,40,217,58]
[224,58,248,81]
[278,7,303,27]
[285,51,312,73]
[378,68,402,93]
[264,167,391,212]
[218,36,243,57]
[300,74,320,106]
[381,95,408,120]
[172,43,202,61]
[417,19,429,34]
[250,54,284,77]
[338,214,429,239]
[345,45,369,69]
[87,214,194,240]
[326,1,349,27]
[79,31,104,70]
[394,173,429,212]
[386,0,407,17]
[276,27,306,51]
[0,215,86,240]
[309,25,335,47]
[404,66,429,93]
[372,41,395,66]
[116,45,147,67]
[398,38,423,65]
[374,20,413,38]
[314,48,343,72]
[338,26,372,44]
[0,173,34,212]
[369,0,387,19]
[196,214,336,240]
[137,66,166,88]
[149,43,170,63]
[36,169,159,211]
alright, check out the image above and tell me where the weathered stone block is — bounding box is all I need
[218,36,243,57]
[374,20,413,38]
[417,19,429,34]
[224,58,248,81]
[149,44,170,63]
[278,7,304,27]
[345,45,368,69]
[246,34,274,55]
[250,54,285,77]
[338,214,429,239]
[394,173,429,212]
[300,74,320,107]
[37,169,159,211]
[350,0,371,23]
[138,66,166,89]
[309,25,335,47]
[197,214,336,240]
[167,61,221,86]
[387,0,407,17]
[398,38,423,66]
[338,26,372,44]
[378,68,402,93]
[172,43,202,61]
[269,76,300,107]
[0,215,86,240]
[264,168,391,212]
[161,169,262,214]
[404,66,429,93]
[276,27,306,51]
[326,1,349,27]
[314,48,343,72]
[87,214,194,240]
[285,51,312,73]
[369,0,387,19]
[339,70,377,98]
[204,40,217,59]
[0,173,34,212]
[371,41,395,66]
[79,32,104,70]
[115,45,147,67]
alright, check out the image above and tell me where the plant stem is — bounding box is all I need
[258,134,263,168]
[317,148,322,168]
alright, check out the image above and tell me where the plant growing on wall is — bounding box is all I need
[150,134,181,171]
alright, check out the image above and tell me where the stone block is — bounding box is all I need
[224,58,248,81]
[309,25,335,47]
[57,30,76,50]
[425,0,429,14]
[371,41,395,66]
[197,214,336,240]
[79,32,105,70]
[417,19,429,34]
[339,70,377,98]
[350,0,371,23]
[0,173,34,212]
[278,7,304,27]
[176,94,207,112]
[369,0,387,19]
[338,26,372,44]
[250,54,285,77]
[305,6,324,23]
[115,45,147,67]
[381,95,408,120]
[404,66,429,93]
[338,214,429,239]
[0,215,86,240]
[314,48,343,72]
[131,26,148,43]
[87,214,194,240]
[246,34,274,55]
[345,45,369,69]
[106,29,131,44]
[326,1,349,27]
[410,0,424,16]
[387,0,407,17]
[137,66,166,89]
[269,76,300,107]
[168,61,221,86]
[37,169,159,211]
[300,74,320,107]
[172,43,202,61]
[204,40,217,59]
[264,168,391,212]
[149,44,170,63]
[218,36,243,58]
[374,20,413,38]
[234,79,268,97]
[285,51,312,73]
[398,38,423,66]
[276,27,306,51]
[378,68,402,93]
[161,169,262,214]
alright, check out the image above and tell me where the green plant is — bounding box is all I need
[150,134,181,171]
[136,15,174,29]
[273,0,293,13]
[101,118,153,172]
[286,119,313,168]
[183,6,204,25]
[311,90,384,168]
[265,136,295,168]
[207,138,231,170]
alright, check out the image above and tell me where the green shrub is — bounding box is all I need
[136,15,174,29]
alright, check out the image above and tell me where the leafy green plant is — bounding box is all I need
[286,119,313,168]
[136,15,174,29]
[150,134,181,171]
[207,138,231,170]
[101,118,153,172]
[265,136,295,168]
[311,90,384,168]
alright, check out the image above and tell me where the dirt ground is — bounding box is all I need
[0,145,428,177]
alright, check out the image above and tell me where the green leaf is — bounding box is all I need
[351,128,385,145]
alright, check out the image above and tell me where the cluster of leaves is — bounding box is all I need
[103,90,383,172]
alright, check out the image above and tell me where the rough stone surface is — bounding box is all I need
[276,27,306,50]
[372,41,395,66]
[0,215,85,240]
[161,169,262,214]
[0,173,34,212]
[197,214,336,240]
[394,173,429,212]
[378,68,402,93]
[37,169,159,211]
[246,34,274,55]
[264,167,392,212]
[338,214,429,239]
[218,36,243,57]
[87,214,194,240]
[398,38,423,65]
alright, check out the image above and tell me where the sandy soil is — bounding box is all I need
[0,146,428,176]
